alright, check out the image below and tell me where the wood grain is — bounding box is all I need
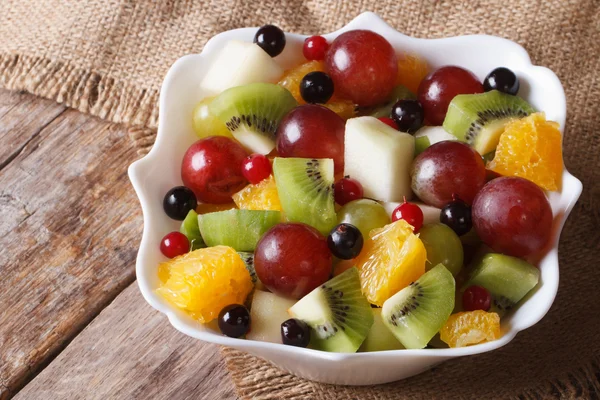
[0,89,141,398]
[15,283,238,400]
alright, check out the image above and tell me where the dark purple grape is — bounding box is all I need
[391,99,424,133]
[218,304,250,338]
[163,186,197,220]
[300,71,334,104]
[483,67,519,95]
[281,318,311,347]
[254,25,286,57]
[440,198,472,236]
[327,223,363,260]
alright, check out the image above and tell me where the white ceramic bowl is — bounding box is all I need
[128,12,583,385]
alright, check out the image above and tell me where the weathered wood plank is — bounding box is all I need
[15,283,238,400]
[0,90,66,169]
[0,89,141,398]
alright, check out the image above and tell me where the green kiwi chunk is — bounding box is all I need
[465,253,540,315]
[180,209,205,250]
[443,90,535,155]
[360,85,416,118]
[359,308,404,352]
[273,157,336,235]
[288,267,374,353]
[210,83,297,154]
[382,264,455,349]
[197,209,280,252]
[414,136,430,156]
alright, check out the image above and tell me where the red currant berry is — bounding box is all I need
[242,154,272,184]
[334,177,364,205]
[378,117,398,129]
[303,36,328,61]
[462,285,492,311]
[391,198,424,232]
[160,232,190,258]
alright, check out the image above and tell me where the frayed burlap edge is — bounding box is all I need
[0,53,158,155]
[221,347,600,400]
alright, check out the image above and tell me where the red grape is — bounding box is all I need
[254,223,332,299]
[462,286,491,311]
[181,136,248,204]
[334,177,364,205]
[242,154,272,184]
[276,104,345,173]
[160,231,190,258]
[472,177,553,258]
[325,30,397,107]
[303,35,328,61]
[411,141,486,208]
[417,66,484,125]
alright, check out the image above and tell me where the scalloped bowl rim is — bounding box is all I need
[128,12,582,382]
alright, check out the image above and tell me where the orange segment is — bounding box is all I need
[156,246,253,323]
[395,53,429,94]
[488,113,563,191]
[278,60,356,119]
[354,220,426,306]
[232,175,282,211]
[440,310,501,348]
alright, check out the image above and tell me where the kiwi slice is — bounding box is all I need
[210,83,297,154]
[382,264,455,349]
[360,85,416,118]
[273,157,336,235]
[180,209,205,250]
[465,253,540,315]
[288,267,374,353]
[197,209,280,252]
[359,308,404,352]
[443,90,535,155]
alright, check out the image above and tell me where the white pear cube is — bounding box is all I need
[414,126,457,145]
[246,290,296,344]
[344,117,415,202]
[200,40,283,96]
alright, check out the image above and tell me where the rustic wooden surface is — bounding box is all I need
[16,283,237,400]
[0,89,236,399]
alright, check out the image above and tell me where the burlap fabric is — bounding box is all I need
[1,0,598,398]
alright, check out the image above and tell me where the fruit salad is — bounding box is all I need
[156,25,563,351]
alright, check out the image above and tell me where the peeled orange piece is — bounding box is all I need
[488,113,563,191]
[440,310,501,348]
[156,246,253,323]
[232,175,282,211]
[278,61,356,119]
[395,53,429,94]
[355,220,426,306]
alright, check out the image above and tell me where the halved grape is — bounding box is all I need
[418,223,464,276]
[337,199,390,239]
[192,97,232,139]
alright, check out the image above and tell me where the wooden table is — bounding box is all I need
[0,89,237,399]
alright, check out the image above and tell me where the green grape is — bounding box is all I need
[337,199,390,239]
[192,96,233,139]
[418,223,463,276]
[180,209,205,250]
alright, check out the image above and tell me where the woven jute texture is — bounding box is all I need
[1,0,599,398]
